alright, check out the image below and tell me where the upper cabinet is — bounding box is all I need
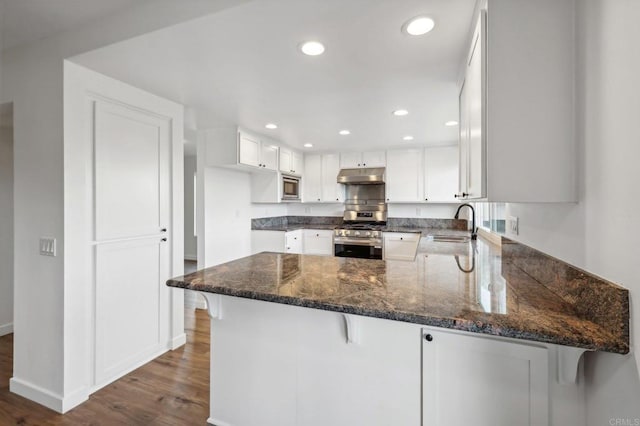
[386,149,423,203]
[424,146,458,203]
[279,147,304,176]
[304,153,344,203]
[458,1,576,202]
[204,127,278,172]
[339,151,386,169]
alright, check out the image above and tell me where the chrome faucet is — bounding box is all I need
[454,203,477,240]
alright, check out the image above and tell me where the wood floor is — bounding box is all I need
[0,308,211,425]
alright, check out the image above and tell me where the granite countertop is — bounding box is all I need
[168,235,629,354]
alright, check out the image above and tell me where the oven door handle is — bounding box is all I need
[334,238,382,246]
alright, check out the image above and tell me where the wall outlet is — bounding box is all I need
[509,216,519,235]
[40,237,57,257]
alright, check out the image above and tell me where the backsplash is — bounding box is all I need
[501,237,629,349]
[252,216,467,230]
[386,217,467,230]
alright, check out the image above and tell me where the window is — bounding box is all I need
[475,203,506,234]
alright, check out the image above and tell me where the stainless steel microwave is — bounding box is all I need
[282,175,301,201]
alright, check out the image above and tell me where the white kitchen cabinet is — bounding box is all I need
[303,154,323,202]
[321,154,344,203]
[303,153,343,203]
[385,149,423,202]
[239,132,260,168]
[302,229,333,256]
[383,232,420,261]
[285,230,303,254]
[204,127,278,172]
[457,2,576,202]
[292,152,304,176]
[458,13,486,200]
[279,148,303,176]
[339,151,386,168]
[424,146,459,202]
[422,327,549,426]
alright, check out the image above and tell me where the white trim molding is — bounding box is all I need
[0,322,13,337]
[10,377,88,414]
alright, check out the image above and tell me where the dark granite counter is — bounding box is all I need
[168,236,629,354]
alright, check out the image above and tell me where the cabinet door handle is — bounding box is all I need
[316,234,319,237]
[161,238,167,242]
[424,198,428,201]
[400,237,403,241]
[454,193,469,198]
[160,228,167,232]
[363,163,366,167]
[424,334,433,342]
[336,198,339,201]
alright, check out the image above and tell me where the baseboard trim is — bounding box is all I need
[172,333,187,350]
[9,377,89,414]
[207,417,232,426]
[0,322,13,337]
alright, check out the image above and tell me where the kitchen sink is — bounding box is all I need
[427,234,471,243]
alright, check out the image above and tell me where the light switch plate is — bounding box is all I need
[509,216,519,235]
[40,237,57,257]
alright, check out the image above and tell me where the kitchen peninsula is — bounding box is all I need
[167,235,629,426]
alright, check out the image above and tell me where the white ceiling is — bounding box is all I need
[1,0,149,50]
[71,0,476,152]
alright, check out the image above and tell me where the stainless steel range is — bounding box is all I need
[334,167,387,259]
[334,224,384,259]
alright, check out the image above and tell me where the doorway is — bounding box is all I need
[0,102,14,338]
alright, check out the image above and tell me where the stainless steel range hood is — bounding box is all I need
[337,167,385,184]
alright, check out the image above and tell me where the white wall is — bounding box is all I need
[0,0,248,410]
[184,155,197,260]
[0,118,13,336]
[506,0,640,423]
[202,167,252,267]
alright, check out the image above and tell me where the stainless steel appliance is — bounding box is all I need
[281,174,301,201]
[333,167,388,259]
[338,169,387,223]
[334,224,384,260]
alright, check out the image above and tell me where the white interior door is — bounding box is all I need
[93,100,171,387]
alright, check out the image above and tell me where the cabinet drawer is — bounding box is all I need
[383,233,420,261]
[303,230,334,256]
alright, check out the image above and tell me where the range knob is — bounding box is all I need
[365,231,371,237]
[354,231,360,236]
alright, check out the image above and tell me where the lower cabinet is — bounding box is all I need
[252,229,333,256]
[422,327,549,426]
[302,229,334,256]
[285,230,302,254]
[383,232,420,260]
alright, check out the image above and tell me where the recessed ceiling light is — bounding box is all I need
[393,109,409,116]
[265,123,278,129]
[403,136,414,141]
[445,120,459,126]
[403,16,435,36]
[304,143,313,148]
[300,41,325,56]
[339,130,351,135]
